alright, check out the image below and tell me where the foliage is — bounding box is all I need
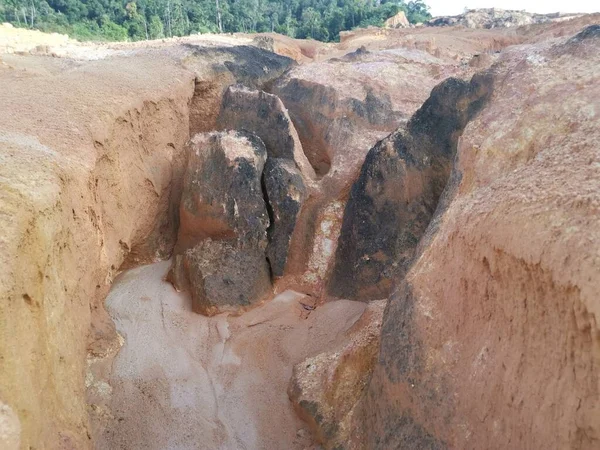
[0,0,431,42]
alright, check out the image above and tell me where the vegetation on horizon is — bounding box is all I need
[0,0,431,43]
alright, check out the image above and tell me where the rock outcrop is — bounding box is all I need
[272,46,456,182]
[384,11,410,29]
[263,158,308,278]
[289,301,385,449]
[2,18,600,450]
[168,131,271,314]
[328,75,493,301]
[173,238,272,315]
[427,8,581,29]
[217,84,316,180]
[185,45,295,136]
[356,25,600,449]
[271,44,476,294]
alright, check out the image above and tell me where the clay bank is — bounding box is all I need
[0,14,599,450]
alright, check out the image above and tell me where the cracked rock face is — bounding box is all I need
[263,158,308,278]
[271,45,471,187]
[328,75,493,301]
[218,84,316,181]
[168,130,271,314]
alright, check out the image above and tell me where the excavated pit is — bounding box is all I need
[87,68,489,450]
[3,20,600,450]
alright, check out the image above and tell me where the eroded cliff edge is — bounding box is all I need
[352,25,600,450]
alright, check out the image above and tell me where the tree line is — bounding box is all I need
[0,0,431,42]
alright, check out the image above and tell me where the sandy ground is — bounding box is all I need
[94,261,368,449]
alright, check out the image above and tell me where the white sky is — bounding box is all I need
[427,0,600,17]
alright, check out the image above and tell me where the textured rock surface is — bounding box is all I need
[427,8,582,29]
[171,130,269,254]
[328,75,493,301]
[2,18,600,450]
[168,130,271,313]
[384,11,410,29]
[187,45,295,136]
[218,84,316,180]
[263,158,308,278]
[358,26,600,450]
[271,44,479,295]
[272,45,465,183]
[176,239,272,315]
[289,301,385,449]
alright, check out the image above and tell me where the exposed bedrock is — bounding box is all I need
[270,45,487,294]
[172,238,272,316]
[217,84,316,181]
[263,158,308,278]
[168,131,272,315]
[289,300,385,449]
[328,74,493,301]
[355,26,600,449]
[185,45,295,136]
[271,45,478,186]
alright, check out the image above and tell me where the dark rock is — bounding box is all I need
[263,158,307,277]
[168,130,271,314]
[178,239,272,316]
[328,74,493,301]
[217,84,316,180]
[173,130,269,253]
[184,45,296,136]
[184,45,295,89]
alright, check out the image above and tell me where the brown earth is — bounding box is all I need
[1,16,599,450]
[0,41,291,449]
[357,25,600,450]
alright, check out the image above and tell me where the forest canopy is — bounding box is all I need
[0,0,431,42]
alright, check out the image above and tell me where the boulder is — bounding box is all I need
[384,11,410,29]
[328,74,493,301]
[263,158,307,278]
[357,26,600,449]
[186,45,296,135]
[168,130,271,313]
[289,301,385,449]
[174,239,272,316]
[217,84,316,181]
[172,130,269,254]
[271,45,465,185]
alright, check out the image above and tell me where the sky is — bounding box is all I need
[426,0,600,17]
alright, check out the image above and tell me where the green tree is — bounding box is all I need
[2,0,432,43]
[148,14,164,38]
